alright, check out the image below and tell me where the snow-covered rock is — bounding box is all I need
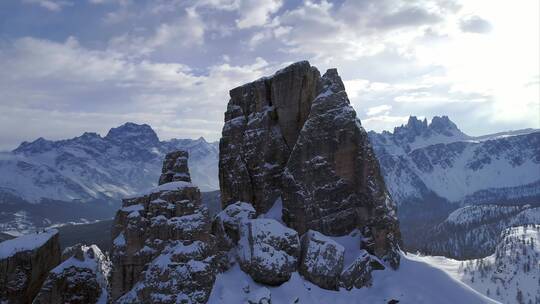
[219,61,401,270]
[116,241,218,304]
[339,250,384,290]
[208,252,498,304]
[300,230,344,290]
[237,218,300,285]
[219,61,320,214]
[110,151,222,303]
[212,201,256,250]
[33,244,111,304]
[0,229,60,304]
[158,150,191,185]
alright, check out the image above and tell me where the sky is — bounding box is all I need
[0,0,538,150]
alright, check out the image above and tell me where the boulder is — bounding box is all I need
[237,218,300,285]
[299,230,344,290]
[33,244,111,304]
[116,241,220,304]
[339,250,385,290]
[0,229,60,304]
[212,201,256,250]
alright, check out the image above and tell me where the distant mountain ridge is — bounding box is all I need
[1,117,538,251]
[369,116,539,207]
[0,122,219,204]
[420,204,540,259]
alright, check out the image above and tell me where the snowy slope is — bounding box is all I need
[415,225,540,304]
[444,205,526,226]
[420,204,540,259]
[210,205,496,304]
[369,116,540,206]
[0,228,58,259]
[0,123,219,204]
[209,252,497,304]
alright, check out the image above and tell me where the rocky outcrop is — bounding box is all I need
[33,244,111,304]
[299,230,344,290]
[212,201,256,250]
[237,218,300,285]
[218,61,401,270]
[158,150,191,185]
[339,250,385,290]
[219,61,321,214]
[110,150,222,303]
[0,230,61,304]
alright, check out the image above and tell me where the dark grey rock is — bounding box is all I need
[237,218,300,285]
[299,230,344,290]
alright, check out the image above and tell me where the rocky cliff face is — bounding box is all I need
[33,244,111,304]
[158,150,191,185]
[0,230,61,304]
[219,61,321,214]
[219,61,401,269]
[110,150,222,303]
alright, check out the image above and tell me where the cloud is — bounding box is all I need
[1,0,538,148]
[22,0,72,11]
[0,35,276,149]
[459,15,492,33]
[361,114,410,133]
[236,0,283,28]
[366,105,392,116]
[367,6,442,30]
[106,7,205,57]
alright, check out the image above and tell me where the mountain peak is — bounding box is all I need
[429,115,462,136]
[394,115,466,138]
[105,122,160,146]
[13,137,54,154]
[405,116,429,134]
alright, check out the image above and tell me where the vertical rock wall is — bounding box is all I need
[219,61,401,269]
[219,61,321,214]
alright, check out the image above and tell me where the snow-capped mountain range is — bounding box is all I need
[368,116,540,251]
[0,122,219,204]
[1,116,538,251]
[2,116,536,209]
[368,116,540,207]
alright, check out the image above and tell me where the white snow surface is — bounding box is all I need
[258,197,284,224]
[412,225,540,304]
[0,229,57,259]
[208,252,497,304]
